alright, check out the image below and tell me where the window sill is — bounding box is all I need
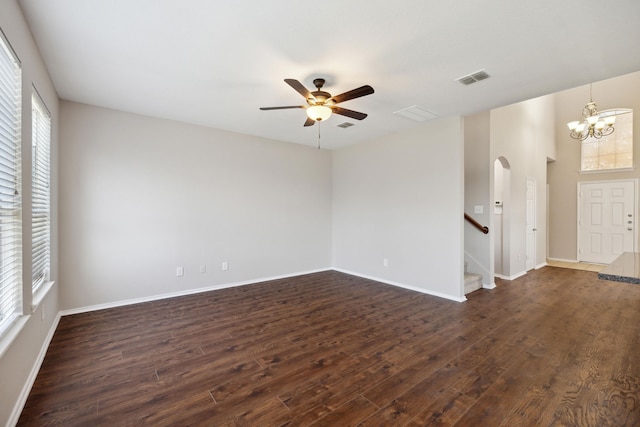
[0,281,55,359]
[32,280,55,313]
[580,167,635,174]
[0,314,29,359]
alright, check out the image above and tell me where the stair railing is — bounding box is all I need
[464,213,489,234]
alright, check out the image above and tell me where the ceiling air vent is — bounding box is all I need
[393,105,438,122]
[456,69,490,86]
[337,122,354,128]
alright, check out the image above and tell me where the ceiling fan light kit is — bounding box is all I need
[306,105,332,121]
[260,77,374,127]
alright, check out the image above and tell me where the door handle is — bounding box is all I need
[628,228,633,231]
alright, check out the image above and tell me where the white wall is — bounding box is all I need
[59,102,333,310]
[463,112,491,285]
[490,94,555,278]
[0,1,60,426]
[332,116,465,301]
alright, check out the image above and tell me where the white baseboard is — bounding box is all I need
[535,262,548,270]
[494,270,527,281]
[547,257,579,263]
[333,268,466,302]
[483,282,497,289]
[8,311,62,427]
[59,268,333,316]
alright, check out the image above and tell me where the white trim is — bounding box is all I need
[483,282,497,289]
[580,167,635,174]
[31,281,55,313]
[494,270,526,281]
[59,268,332,316]
[0,315,29,359]
[7,311,61,427]
[535,262,548,270]
[0,281,54,358]
[333,268,467,303]
[547,257,579,263]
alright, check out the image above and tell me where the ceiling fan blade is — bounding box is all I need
[303,117,316,127]
[330,85,374,104]
[285,79,313,100]
[331,106,368,120]
[259,106,305,110]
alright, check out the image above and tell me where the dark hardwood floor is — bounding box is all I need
[18,267,640,426]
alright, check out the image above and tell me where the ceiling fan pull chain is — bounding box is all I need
[318,122,321,150]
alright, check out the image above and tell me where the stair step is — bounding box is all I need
[464,272,482,294]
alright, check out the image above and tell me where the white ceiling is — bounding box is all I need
[18,0,640,149]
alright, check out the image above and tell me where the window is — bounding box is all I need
[0,31,22,337]
[32,92,50,292]
[581,111,634,172]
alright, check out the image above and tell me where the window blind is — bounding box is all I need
[32,92,50,292]
[0,30,22,337]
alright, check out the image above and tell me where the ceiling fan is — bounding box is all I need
[260,78,374,126]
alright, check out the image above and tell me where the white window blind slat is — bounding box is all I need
[0,30,22,339]
[32,92,50,292]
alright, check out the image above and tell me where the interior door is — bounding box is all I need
[579,181,635,264]
[525,177,536,271]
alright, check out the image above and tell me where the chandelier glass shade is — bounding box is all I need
[567,101,615,141]
[306,105,332,122]
[567,85,615,141]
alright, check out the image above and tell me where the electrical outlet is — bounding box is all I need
[383,258,389,267]
[176,266,184,277]
[222,261,229,271]
[200,264,206,274]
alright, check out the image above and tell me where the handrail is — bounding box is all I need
[464,213,489,234]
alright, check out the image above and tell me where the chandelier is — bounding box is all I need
[567,84,615,141]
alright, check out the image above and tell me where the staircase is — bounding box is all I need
[464,262,483,295]
[463,213,488,295]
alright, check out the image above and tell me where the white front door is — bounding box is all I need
[525,177,536,271]
[579,180,636,264]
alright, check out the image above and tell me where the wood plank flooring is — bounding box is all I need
[18,268,640,426]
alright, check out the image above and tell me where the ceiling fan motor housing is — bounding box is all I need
[308,91,332,105]
[308,78,332,105]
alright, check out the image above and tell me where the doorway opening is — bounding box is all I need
[494,157,510,277]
